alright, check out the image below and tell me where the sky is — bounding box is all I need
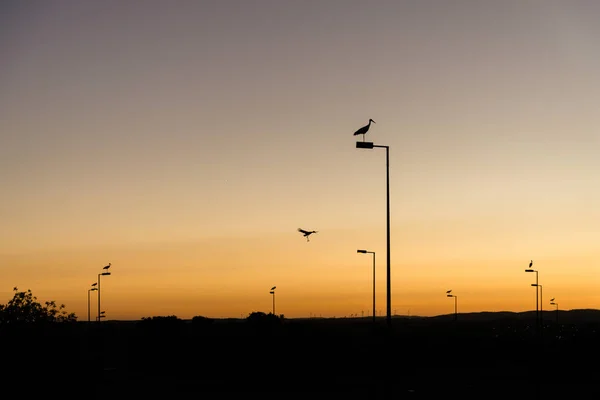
[1,0,599,320]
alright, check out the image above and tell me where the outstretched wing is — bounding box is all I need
[298,228,308,234]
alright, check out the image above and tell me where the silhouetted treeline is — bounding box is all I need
[3,310,600,397]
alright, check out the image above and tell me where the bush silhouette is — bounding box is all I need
[192,315,214,327]
[0,287,77,326]
[246,311,284,325]
[137,315,185,333]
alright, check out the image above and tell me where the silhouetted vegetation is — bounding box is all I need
[191,315,214,328]
[3,308,600,397]
[0,287,77,327]
[136,315,185,332]
[246,311,284,325]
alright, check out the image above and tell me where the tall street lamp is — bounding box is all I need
[356,140,392,328]
[525,261,539,332]
[97,263,112,323]
[357,249,376,324]
[270,286,276,315]
[550,298,558,324]
[88,283,98,323]
[446,290,457,321]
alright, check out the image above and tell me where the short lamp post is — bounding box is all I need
[97,264,112,323]
[446,290,457,321]
[87,283,98,323]
[550,298,558,324]
[532,283,543,328]
[270,286,276,315]
[525,264,539,332]
[357,249,376,324]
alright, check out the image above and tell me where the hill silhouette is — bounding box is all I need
[3,310,600,398]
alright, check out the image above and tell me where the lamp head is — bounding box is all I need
[356,141,374,149]
[102,272,111,276]
[357,250,367,253]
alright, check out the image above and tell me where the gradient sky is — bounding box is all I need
[1,0,599,320]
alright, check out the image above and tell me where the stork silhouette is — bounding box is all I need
[353,119,375,141]
[298,228,318,242]
[103,263,111,270]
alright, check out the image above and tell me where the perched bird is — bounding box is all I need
[298,228,318,242]
[446,290,452,294]
[353,119,376,141]
[529,260,533,268]
[103,263,111,270]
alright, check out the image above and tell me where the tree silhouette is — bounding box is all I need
[0,287,77,325]
[246,311,284,325]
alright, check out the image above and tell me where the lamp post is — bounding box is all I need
[550,298,558,324]
[446,290,457,321]
[531,283,543,331]
[97,263,112,323]
[356,140,392,329]
[98,311,105,321]
[525,262,539,332]
[87,283,98,323]
[270,286,276,315]
[357,249,376,324]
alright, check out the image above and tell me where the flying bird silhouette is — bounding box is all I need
[550,298,555,302]
[529,260,533,268]
[446,290,452,294]
[298,228,318,242]
[271,286,276,291]
[103,263,111,270]
[91,282,97,287]
[353,119,375,141]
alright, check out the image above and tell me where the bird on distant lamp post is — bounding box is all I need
[353,119,376,142]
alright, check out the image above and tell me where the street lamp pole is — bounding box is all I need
[97,264,112,323]
[357,250,376,324]
[525,265,539,332]
[357,141,391,328]
[550,300,558,324]
[270,286,276,315]
[87,284,97,323]
[446,291,457,321]
[539,284,543,327]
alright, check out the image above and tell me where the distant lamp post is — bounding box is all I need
[357,249,376,324]
[525,261,539,331]
[98,311,106,321]
[270,286,276,315]
[446,290,457,321]
[531,283,543,329]
[97,263,112,323]
[356,138,392,329]
[87,283,98,323]
[550,298,558,324]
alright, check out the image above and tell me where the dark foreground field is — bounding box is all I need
[4,316,600,399]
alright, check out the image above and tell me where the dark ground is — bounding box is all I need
[3,316,599,399]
